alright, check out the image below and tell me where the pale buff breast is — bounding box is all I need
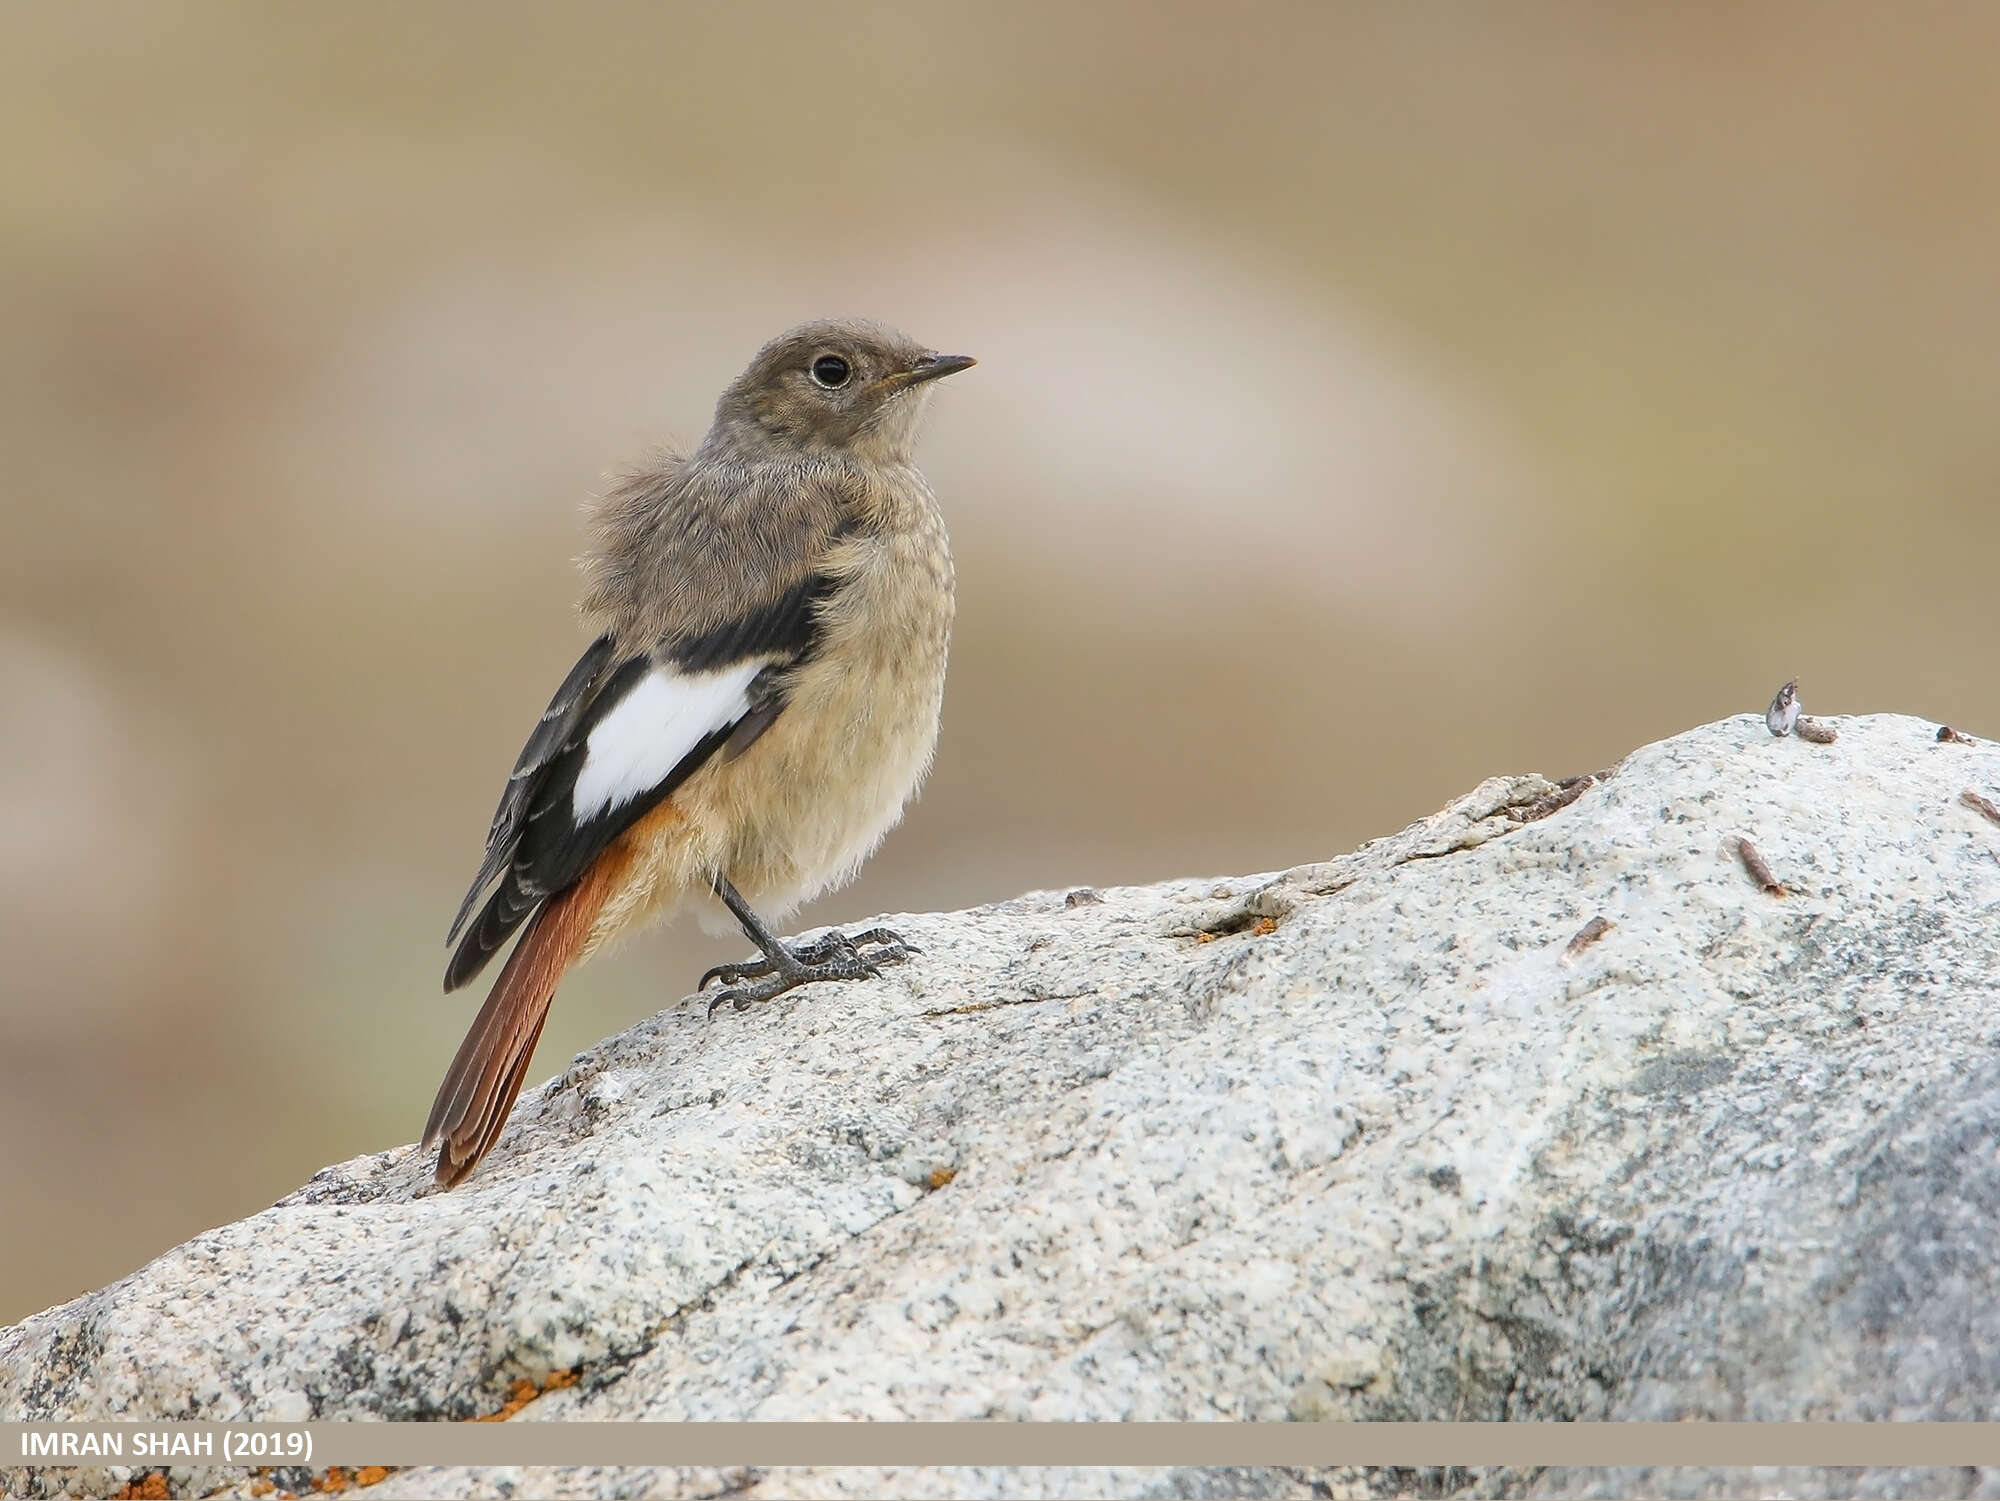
[581,505,954,956]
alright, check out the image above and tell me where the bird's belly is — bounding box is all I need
[714,623,948,914]
[585,659,942,954]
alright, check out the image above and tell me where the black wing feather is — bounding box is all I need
[446,632,617,945]
[667,570,836,672]
[442,571,839,994]
[445,652,649,991]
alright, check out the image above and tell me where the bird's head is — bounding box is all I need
[709,319,975,463]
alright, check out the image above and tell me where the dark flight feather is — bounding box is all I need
[446,632,616,946]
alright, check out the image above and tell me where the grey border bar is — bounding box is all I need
[9,1423,2000,1469]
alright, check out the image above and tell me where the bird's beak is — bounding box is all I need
[881,353,977,392]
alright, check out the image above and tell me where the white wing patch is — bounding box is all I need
[571,661,763,822]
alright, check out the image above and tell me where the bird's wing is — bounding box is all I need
[443,569,837,992]
[446,632,617,947]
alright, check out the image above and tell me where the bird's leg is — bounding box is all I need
[699,875,917,1017]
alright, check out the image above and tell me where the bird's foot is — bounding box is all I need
[699,928,908,989]
[701,928,917,1018]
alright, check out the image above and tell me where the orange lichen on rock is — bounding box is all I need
[1251,917,1277,936]
[469,1367,584,1421]
[113,1473,170,1500]
[472,1377,541,1421]
[299,1469,395,1496]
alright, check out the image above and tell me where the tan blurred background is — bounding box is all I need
[4,3,1997,1325]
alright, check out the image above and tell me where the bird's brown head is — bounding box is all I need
[707,319,975,463]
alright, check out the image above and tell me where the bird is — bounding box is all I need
[423,319,974,1189]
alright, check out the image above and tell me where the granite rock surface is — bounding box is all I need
[7,714,2000,1500]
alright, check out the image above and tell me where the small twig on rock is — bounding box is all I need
[1962,790,2000,828]
[1562,915,1615,962]
[1512,772,1607,823]
[1733,836,1787,896]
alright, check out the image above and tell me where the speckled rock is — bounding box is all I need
[6,714,2000,1500]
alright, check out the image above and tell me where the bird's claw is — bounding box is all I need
[700,927,917,1019]
[698,957,761,991]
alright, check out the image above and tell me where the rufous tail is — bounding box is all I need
[422,855,618,1188]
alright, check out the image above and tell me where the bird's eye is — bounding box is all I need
[809,353,852,389]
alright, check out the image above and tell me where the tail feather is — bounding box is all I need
[452,1003,553,1187]
[423,851,620,1189]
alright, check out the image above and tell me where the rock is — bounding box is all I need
[7,713,2000,1500]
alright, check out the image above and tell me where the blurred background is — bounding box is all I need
[4,3,1998,1325]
